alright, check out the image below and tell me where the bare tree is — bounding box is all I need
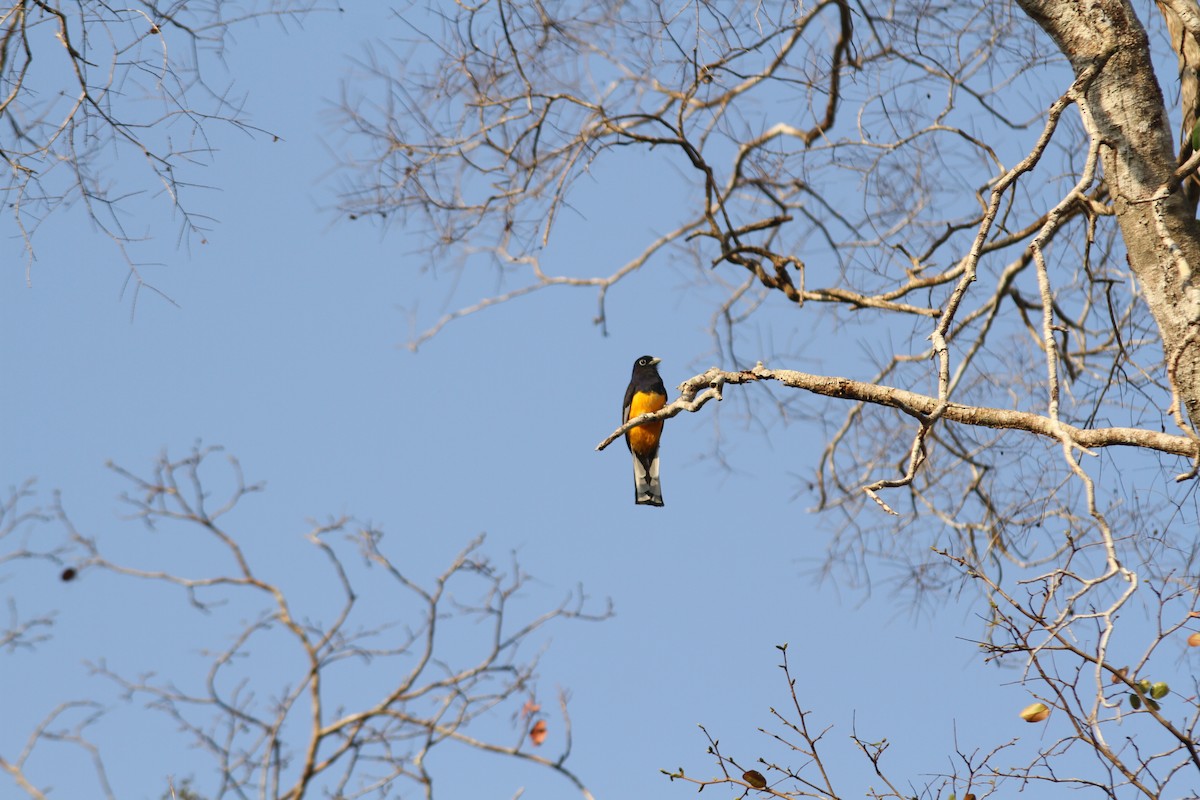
[0,481,57,654]
[1,447,609,799]
[333,0,1200,796]
[1,1,315,295]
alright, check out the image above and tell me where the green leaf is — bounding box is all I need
[1151,681,1170,699]
[1190,119,1200,151]
[1129,693,1142,709]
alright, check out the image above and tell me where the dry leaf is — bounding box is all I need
[529,719,548,746]
[1019,702,1050,723]
[742,770,767,789]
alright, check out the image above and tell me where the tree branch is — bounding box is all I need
[597,363,1198,459]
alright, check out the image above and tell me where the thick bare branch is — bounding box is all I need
[598,364,1198,459]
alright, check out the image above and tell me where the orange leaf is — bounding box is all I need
[530,719,548,746]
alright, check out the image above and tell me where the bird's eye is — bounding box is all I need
[639,357,648,365]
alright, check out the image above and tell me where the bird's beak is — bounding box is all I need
[650,357,662,366]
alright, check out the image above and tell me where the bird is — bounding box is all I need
[622,355,667,506]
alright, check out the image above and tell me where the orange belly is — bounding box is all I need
[627,391,666,455]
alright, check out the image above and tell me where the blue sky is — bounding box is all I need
[0,5,1175,799]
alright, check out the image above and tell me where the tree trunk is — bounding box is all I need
[1156,0,1200,214]
[1017,0,1200,437]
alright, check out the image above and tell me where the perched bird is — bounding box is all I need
[623,355,667,506]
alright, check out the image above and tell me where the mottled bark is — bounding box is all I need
[1018,0,1200,437]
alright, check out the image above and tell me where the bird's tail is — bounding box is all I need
[632,453,664,507]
